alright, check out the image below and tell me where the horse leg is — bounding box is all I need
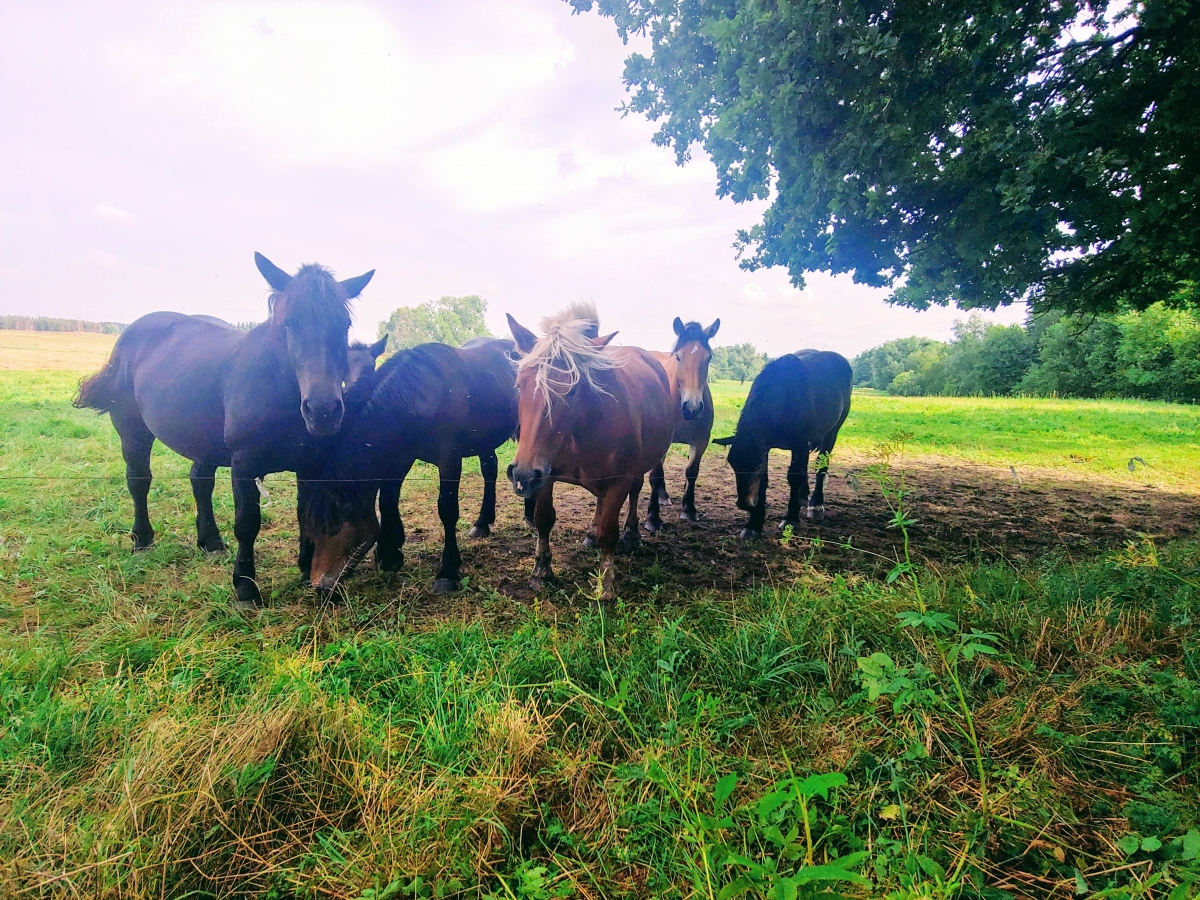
[739,467,769,540]
[296,477,313,583]
[810,431,839,522]
[524,496,536,529]
[115,411,155,551]
[620,474,644,551]
[644,463,665,533]
[376,470,409,572]
[469,449,497,539]
[433,457,463,594]
[190,461,226,554]
[782,444,810,529]
[583,499,601,549]
[596,480,631,602]
[681,440,706,522]
[530,482,557,590]
[231,464,264,608]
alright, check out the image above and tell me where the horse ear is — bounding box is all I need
[507,314,537,353]
[673,317,685,336]
[711,435,735,446]
[255,252,292,292]
[704,318,721,339]
[340,270,375,299]
[369,336,388,359]
[593,331,618,348]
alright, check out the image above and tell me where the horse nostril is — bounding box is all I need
[532,468,544,482]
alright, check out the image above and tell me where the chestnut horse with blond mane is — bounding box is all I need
[507,303,674,601]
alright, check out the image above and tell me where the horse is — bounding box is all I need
[644,317,720,530]
[506,302,675,602]
[74,253,375,607]
[299,337,520,595]
[712,350,852,539]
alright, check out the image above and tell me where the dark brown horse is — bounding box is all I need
[713,350,852,539]
[645,317,720,530]
[300,337,520,594]
[74,253,374,607]
[506,303,675,602]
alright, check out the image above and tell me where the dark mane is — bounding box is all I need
[671,321,713,352]
[268,264,353,330]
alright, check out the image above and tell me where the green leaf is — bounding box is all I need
[795,772,847,800]
[1140,835,1162,853]
[1116,833,1141,856]
[1180,828,1200,860]
[714,773,738,811]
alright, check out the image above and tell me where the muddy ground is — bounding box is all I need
[329,449,1200,610]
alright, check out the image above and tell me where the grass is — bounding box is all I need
[0,339,1197,899]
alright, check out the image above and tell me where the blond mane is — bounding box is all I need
[520,301,618,416]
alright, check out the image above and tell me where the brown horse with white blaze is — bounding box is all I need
[507,303,675,601]
[645,317,720,530]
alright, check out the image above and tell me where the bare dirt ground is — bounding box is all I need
[340,448,1200,610]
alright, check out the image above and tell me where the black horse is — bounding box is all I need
[713,350,852,539]
[74,253,374,607]
[298,337,520,595]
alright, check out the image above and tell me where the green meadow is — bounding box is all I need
[1,349,1198,899]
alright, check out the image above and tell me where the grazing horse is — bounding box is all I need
[74,253,374,607]
[713,350,852,539]
[299,337,520,595]
[645,317,720,530]
[506,303,675,602]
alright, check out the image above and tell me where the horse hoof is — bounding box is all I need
[807,505,825,522]
[201,541,227,556]
[233,581,262,610]
[619,532,641,552]
[582,534,598,549]
[680,509,698,523]
[432,577,458,595]
[376,553,404,573]
[132,540,155,553]
[524,517,536,530]
[779,519,801,531]
[468,524,491,539]
[643,518,663,534]
[739,528,762,541]
[530,576,545,591]
[656,490,671,505]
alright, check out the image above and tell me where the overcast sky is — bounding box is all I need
[0,0,1025,356]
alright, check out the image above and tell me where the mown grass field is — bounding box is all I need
[1,334,1198,899]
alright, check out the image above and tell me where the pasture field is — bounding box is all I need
[0,338,1198,899]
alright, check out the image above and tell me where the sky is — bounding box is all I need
[0,0,1027,357]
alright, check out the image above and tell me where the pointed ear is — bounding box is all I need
[704,318,721,339]
[340,270,375,299]
[507,314,537,353]
[711,435,735,446]
[593,331,618,348]
[255,252,292,292]
[369,336,388,359]
[673,317,685,336]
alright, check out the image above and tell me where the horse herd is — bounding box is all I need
[75,255,853,606]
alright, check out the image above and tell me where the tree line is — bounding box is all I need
[851,302,1200,402]
[1,315,125,334]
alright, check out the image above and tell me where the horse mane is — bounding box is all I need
[521,301,616,416]
[267,264,353,330]
[671,320,713,353]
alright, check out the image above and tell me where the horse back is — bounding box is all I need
[744,351,851,450]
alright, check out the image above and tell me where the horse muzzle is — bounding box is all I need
[301,396,345,437]
[508,463,545,499]
[681,400,704,421]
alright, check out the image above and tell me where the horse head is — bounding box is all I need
[505,304,617,499]
[671,317,719,420]
[713,432,768,511]
[255,252,374,437]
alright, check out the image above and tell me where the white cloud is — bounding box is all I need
[91,204,134,224]
[80,249,119,268]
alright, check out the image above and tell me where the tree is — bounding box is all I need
[569,0,1200,315]
[710,343,770,383]
[378,295,492,352]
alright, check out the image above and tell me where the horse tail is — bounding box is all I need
[74,350,130,413]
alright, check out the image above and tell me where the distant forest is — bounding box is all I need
[1,315,125,334]
[851,300,1200,403]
